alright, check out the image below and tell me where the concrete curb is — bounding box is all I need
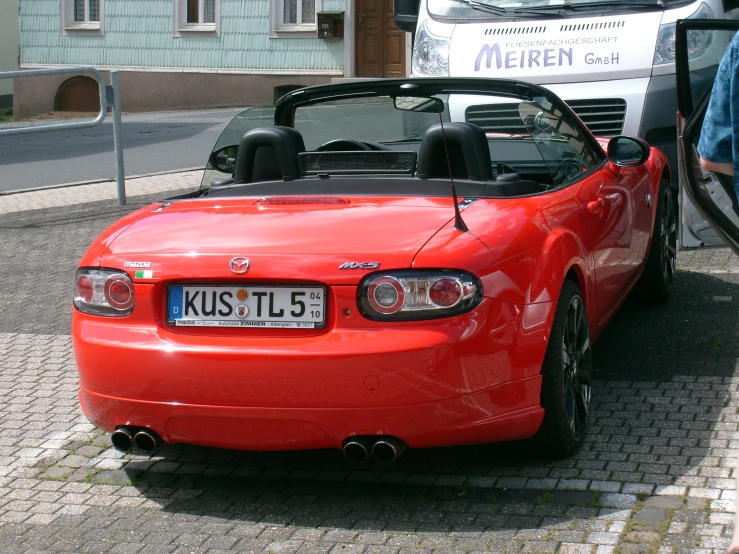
[0,167,204,196]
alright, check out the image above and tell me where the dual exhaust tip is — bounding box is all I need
[343,436,406,464]
[113,427,404,462]
[111,426,160,453]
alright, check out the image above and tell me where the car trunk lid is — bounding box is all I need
[100,196,456,284]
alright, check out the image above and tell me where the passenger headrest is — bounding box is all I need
[233,126,305,183]
[416,122,492,181]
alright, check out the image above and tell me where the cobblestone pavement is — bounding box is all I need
[1,174,739,553]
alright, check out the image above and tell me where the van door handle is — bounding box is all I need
[587,197,605,216]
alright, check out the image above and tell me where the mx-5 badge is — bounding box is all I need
[339,262,380,269]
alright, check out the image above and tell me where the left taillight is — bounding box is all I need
[74,269,135,317]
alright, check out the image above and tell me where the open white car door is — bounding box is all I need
[677,19,739,253]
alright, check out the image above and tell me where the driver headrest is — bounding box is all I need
[233,126,305,183]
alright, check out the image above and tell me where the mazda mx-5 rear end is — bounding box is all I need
[72,193,552,458]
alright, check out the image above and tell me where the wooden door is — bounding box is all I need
[356,0,406,78]
[56,77,100,112]
[383,0,405,77]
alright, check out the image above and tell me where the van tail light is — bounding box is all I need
[74,269,135,317]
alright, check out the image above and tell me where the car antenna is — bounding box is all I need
[437,108,468,232]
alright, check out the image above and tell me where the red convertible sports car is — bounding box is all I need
[73,78,673,461]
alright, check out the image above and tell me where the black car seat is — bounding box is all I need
[416,122,543,196]
[233,126,305,183]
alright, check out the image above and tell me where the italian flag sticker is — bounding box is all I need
[135,270,153,279]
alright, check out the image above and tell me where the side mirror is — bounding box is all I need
[209,145,238,174]
[394,0,419,33]
[607,136,650,167]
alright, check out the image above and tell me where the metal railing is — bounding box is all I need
[0,67,127,205]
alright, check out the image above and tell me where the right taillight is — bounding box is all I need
[367,276,406,314]
[358,270,482,321]
[74,269,135,317]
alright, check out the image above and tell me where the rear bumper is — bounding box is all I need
[73,291,553,451]
[79,379,544,450]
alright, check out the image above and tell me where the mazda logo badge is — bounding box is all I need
[229,257,250,274]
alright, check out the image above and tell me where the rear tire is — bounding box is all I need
[638,178,676,304]
[533,279,592,459]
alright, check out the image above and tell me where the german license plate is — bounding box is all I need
[167,285,326,328]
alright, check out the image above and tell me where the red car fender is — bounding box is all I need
[529,228,590,305]
[529,228,593,342]
[414,190,579,304]
[77,204,160,268]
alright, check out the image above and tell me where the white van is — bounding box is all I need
[394,0,739,195]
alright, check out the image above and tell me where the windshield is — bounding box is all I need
[294,97,445,149]
[204,89,603,197]
[293,93,600,182]
[427,0,692,20]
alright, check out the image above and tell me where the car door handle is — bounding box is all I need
[587,197,605,216]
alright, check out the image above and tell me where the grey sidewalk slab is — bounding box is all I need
[0,170,202,215]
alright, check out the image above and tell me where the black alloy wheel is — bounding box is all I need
[533,279,592,458]
[638,179,676,304]
[561,293,592,442]
[659,188,678,289]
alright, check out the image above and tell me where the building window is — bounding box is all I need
[61,0,104,35]
[271,0,320,37]
[187,0,216,24]
[175,0,220,37]
[283,0,315,26]
[75,0,100,22]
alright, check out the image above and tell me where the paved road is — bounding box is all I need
[0,108,243,193]
[0,178,738,553]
